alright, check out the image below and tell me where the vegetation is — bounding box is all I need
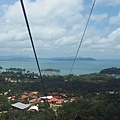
[0,95,10,112]
[57,94,120,120]
[100,67,120,74]
[0,71,120,119]
[0,66,3,69]
[0,109,56,120]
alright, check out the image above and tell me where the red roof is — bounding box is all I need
[56,99,64,103]
[47,97,64,104]
[18,98,24,102]
[28,92,39,96]
[53,96,60,99]
[21,95,28,99]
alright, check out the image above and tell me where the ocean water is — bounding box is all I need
[0,59,120,75]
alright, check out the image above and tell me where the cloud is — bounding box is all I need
[80,27,120,57]
[109,11,120,24]
[4,2,23,24]
[91,13,108,22]
[0,0,120,59]
[115,44,120,49]
[0,0,85,57]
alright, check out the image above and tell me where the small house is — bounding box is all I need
[11,102,31,111]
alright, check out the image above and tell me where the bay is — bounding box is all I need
[0,59,120,75]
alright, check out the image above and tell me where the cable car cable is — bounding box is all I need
[20,0,47,97]
[69,0,97,75]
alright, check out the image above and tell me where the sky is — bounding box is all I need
[0,0,120,59]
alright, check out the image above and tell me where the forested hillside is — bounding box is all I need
[0,72,120,120]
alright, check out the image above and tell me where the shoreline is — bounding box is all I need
[0,59,120,75]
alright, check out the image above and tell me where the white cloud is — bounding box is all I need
[79,27,120,57]
[0,0,120,58]
[91,13,108,22]
[94,28,120,51]
[115,44,120,49]
[109,28,120,41]
[109,11,120,24]
[0,0,85,57]
[4,2,23,24]
[83,39,92,46]
[55,36,78,45]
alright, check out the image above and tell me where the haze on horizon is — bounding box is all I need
[0,0,120,59]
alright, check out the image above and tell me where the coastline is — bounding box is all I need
[0,59,120,75]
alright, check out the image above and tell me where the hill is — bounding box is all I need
[0,56,96,61]
[100,67,120,74]
[48,57,96,61]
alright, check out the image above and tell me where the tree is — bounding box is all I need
[0,95,10,111]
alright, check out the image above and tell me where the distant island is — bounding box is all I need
[6,68,26,72]
[41,68,60,73]
[45,57,96,61]
[0,56,96,61]
[100,67,120,74]
[0,56,33,61]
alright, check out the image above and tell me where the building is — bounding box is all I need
[28,105,39,111]
[11,102,31,111]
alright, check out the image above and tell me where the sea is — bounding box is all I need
[0,59,120,76]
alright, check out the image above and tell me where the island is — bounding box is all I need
[0,66,3,69]
[100,67,120,74]
[6,68,26,72]
[41,68,60,73]
[48,57,96,61]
